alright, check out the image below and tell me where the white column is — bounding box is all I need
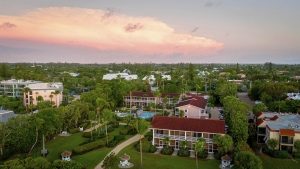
[152,129,155,145]
[185,131,186,140]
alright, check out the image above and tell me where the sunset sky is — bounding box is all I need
[0,0,300,64]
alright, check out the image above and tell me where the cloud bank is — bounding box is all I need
[0,7,223,56]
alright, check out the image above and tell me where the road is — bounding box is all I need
[237,92,255,108]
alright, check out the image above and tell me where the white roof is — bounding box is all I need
[162,75,171,80]
[27,83,63,91]
[286,93,300,100]
[103,73,137,80]
[142,75,155,81]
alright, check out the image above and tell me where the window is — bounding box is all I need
[44,90,46,92]
[185,110,188,112]
[194,133,202,137]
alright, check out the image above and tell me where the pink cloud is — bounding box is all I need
[0,7,223,56]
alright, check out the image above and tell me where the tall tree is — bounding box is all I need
[195,138,206,169]
[27,115,45,157]
[102,109,113,145]
[234,151,263,169]
[213,134,233,155]
[96,98,109,135]
[53,90,61,107]
[22,87,31,111]
[133,118,150,169]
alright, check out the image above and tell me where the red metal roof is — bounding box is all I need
[256,118,265,126]
[279,129,295,136]
[270,115,279,121]
[151,116,225,134]
[161,93,180,99]
[256,112,263,118]
[175,96,207,109]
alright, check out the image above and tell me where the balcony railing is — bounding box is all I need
[281,139,293,144]
[153,134,213,143]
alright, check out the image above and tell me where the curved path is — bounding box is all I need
[94,134,140,169]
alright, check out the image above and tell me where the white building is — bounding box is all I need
[24,83,63,107]
[103,73,138,80]
[0,79,41,98]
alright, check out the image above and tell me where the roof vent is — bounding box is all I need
[296,125,299,128]
[288,124,292,128]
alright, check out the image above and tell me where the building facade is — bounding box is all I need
[0,79,41,98]
[256,112,300,153]
[174,95,208,119]
[24,83,64,107]
[150,116,225,153]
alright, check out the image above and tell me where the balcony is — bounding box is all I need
[153,134,213,143]
[281,139,293,145]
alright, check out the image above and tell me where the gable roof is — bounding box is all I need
[256,118,265,126]
[151,116,225,134]
[270,115,279,121]
[256,112,264,118]
[279,129,295,136]
[175,96,207,109]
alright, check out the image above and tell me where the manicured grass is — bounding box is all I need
[30,132,88,161]
[257,153,300,169]
[112,142,220,169]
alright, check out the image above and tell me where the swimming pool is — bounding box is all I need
[117,113,130,117]
[139,112,155,118]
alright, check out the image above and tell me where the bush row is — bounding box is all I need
[119,127,134,135]
[262,145,289,159]
[68,128,80,134]
[82,127,114,138]
[73,135,114,155]
[79,134,106,146]
[107,135,125,148]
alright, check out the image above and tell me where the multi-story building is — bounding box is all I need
[24,83,63,107]
[123,92,180,107]
[256,112,300,153]
[0,79,41,98]
[150,116,225,155]
[174,95,208,119]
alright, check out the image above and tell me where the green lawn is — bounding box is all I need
[112,142,220,169]
[257,153,300,169]
[26,125,132,169]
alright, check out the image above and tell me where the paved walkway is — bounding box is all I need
[83,123,102,132]
[94,134,140,169]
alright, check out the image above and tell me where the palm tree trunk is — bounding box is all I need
[90,121,93,140]
[105,123,108,145]
[140,136,143,169]
[27,130,38,157]
[196,152,198,169]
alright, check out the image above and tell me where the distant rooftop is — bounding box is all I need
[260,112,300,131]
[27,82,63,91]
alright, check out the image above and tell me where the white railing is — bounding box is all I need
[154,134,213,143]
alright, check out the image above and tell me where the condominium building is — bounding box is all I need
[24,83,64,107]
[256,112,300,153]
[0,79,41,98]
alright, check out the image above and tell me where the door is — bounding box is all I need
[159,139,163,147]
[175,140,179,150]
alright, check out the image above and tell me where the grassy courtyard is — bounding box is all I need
[257,153,300,169]
[112,142,220,169]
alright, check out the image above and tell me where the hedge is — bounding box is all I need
[270,150,289,159]
[119,127,134,135]
[107,135,125,148]
[161,146,173,155]
[149,145,157,153]
[294,152,300,158]
[178,148,189,157]
[79,135,106,146]
[73,135,114,155]
[68,128,80,134]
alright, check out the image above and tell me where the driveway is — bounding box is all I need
[209,107,221,120]
[237,92,255,108]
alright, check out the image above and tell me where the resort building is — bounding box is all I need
[174,95,208,119]
[150,116,225,154]
[256,112,300,153]
[123,92,180,107]
[285,93,300,100]
[0,79,41,98]
[24,83,64,107]
[103,73,138,80]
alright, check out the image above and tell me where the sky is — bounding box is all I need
[0,0,300,64]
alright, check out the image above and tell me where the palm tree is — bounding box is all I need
[22,87,31,110]
[102,109,113,145]
[154,90,161,116]
[163,136,170,148]
[49,94,53,103]
[179,109,184,117]
[27,115,45,157]
[195,138,206,169]
[181,139,188,149]
[35,92,39,102]
[28,104,35,114]
[53,90,61,107]
[96,98,109,136]
[133,118,150,169]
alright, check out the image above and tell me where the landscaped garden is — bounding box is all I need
[112,141,220,169]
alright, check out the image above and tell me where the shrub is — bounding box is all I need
[68,128,80,134]
[79,122,89,129]
[197,149,206,158]
[82,131,102,138]
[79,135,105,145]
[178,147,189,157]
[293,152,300,158]
[161,146,173,155]
[149,145,157,153]
[107,140,119,148]
[119,127,133,135]
[262,145,271,154]
[270,150,289,159]
[73,135,114,155]
[114,135,125,141]
[128,130,137,135]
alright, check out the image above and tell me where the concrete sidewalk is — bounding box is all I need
[94,134,140,169]
[83,123,102,132]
